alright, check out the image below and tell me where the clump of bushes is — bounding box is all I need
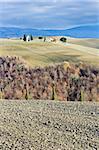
[38,37,43,39]
[60,37,67,42]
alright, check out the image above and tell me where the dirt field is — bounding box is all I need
[0,100,99,150]
[0,38,99,67]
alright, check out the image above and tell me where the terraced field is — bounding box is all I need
[0,100,99,150]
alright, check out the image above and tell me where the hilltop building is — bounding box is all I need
[26,35,31,42]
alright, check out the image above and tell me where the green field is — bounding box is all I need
[0,38,99,67]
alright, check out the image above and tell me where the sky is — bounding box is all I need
[0,0,99,29]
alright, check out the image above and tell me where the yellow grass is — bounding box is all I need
[0,38,99,67]
[68,38,99,49]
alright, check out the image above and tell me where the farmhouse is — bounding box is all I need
[26,35,31,42]
[23,35,32,42]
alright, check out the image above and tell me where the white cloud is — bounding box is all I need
[0,0,98,28]
[0,0,30,3]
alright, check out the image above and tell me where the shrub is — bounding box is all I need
[38,37,43,39]
[60,37,67,42]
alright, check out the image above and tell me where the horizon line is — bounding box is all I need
[0,23,99,30]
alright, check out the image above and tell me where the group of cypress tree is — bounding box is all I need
[23,35,46,42]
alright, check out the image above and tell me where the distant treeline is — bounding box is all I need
[0,56,99,101]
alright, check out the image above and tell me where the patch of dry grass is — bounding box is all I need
[0,38,99,67]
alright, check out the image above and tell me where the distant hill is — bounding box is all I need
[0,25,99,38]
[66,25,99,38]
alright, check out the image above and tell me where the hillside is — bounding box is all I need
[0,38,99,101]
[0,25,99,38]
[0,38,99,66]
[68,38,99,49]
[65,25,99,38]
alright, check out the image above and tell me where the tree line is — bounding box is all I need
[0,56,98,101]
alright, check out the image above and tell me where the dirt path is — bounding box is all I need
[57,41,99,56]
[0,100,99,150]
[68,43,99,56]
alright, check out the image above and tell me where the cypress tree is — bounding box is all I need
[30,35,33,41]
[23,34,26,41]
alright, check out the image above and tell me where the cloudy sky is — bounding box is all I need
[0,0,99,29]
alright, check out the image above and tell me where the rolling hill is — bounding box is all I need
[0,38,99,67]
[0,25,99,38]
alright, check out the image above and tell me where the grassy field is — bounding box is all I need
[0,38,99,67]
[67,38,99,49]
